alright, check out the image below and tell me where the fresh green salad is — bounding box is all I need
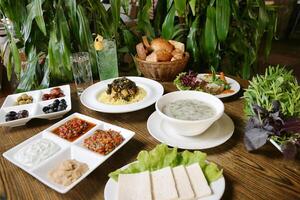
[109,144,223,183]
[174,68,231,95]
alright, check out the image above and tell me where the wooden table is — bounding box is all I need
[0,82,300,200]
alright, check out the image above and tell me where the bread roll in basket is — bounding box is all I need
[135,37,189,81]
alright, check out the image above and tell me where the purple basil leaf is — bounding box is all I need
[263,123,275,132]
[270,111,284,124]
[244,128,270,151]
[283,118,300,133]
[253,104,268,116]
[271,100,280,113]
[281,142,298,159]
[245,117,261,131]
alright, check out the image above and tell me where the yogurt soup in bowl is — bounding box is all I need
[155,91,224,136]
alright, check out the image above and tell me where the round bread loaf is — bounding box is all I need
[151,38,174,53]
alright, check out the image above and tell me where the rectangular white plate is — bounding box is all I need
[2,113,135,193]
[0,85,71,127]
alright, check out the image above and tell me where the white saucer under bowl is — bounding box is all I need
[147,111,234,150]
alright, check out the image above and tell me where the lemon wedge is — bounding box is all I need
[94,35,104,51]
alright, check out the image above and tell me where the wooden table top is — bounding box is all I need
[0,81,299,200]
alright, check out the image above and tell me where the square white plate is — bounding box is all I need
[0,85,71,127]
[2,113,135,193]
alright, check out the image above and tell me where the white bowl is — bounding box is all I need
[155,91,224,136]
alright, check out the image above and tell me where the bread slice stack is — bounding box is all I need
[117,163,212,200]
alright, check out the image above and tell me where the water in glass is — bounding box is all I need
[71,52,93,96]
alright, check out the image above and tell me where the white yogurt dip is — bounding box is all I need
[162,99,216,121]
[14,138,60,167]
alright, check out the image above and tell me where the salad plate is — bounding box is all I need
[0,85,71,127]
[174,72,240,98]
[147,112,234,149]
[80,77,164,113]
[2,113,135,193]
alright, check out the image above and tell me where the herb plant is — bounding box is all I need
[244,66,300,117]
[244,66,300,159]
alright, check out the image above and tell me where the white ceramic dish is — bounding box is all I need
[147,112,234,149]
[155,91,224,136]
[2,113,135,193]
[104,163,225,200]
[269,139,283,152]
[80,77,164,113]
[176,73,241,98]
[0,85,71,127]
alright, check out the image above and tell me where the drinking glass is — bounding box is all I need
[96,39,119,81]
[71,52,93,96]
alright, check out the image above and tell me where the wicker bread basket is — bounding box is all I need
[134,52,190,81]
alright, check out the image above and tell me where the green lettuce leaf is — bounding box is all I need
[109,144,223,183]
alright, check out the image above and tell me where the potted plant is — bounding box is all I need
[0,0,137,92]
[134,0,278,79]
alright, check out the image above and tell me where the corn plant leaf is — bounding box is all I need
[0,0,26,35]
[242,52,250,79]
[56,4,71,71]
[153,0,167,35]
[23,0,46,42]
[48,21,61,77]
[216,0,230,41]
[77,5,97,74]
[137,0,155,38]
[189,0,196,16]
[87,0,113,38]
[110,0,121,36]
[204,6,217,55]
[77,5,93,51]
[264,11,277,59]
[16,46,38,92]
[6,54,12,81]
[65,0,79,42]
[172,24,188,41]
[121,0,130,15]
[3,23,21,79]
[174,0,186,17]
[162,4,176,39]
[167,0,173,10]
[122,29,138,54]
[210,0,216,6]
[187,17,200,62]
[39,57,50,89]
[34,0,46,36]
[23,2,35,43]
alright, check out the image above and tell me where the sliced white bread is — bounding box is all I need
[151,167,178,200]
[186,163,212,198]
[172,165,195,200]
[117,171,152,200]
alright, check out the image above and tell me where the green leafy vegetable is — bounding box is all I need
[109,144,223,183]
